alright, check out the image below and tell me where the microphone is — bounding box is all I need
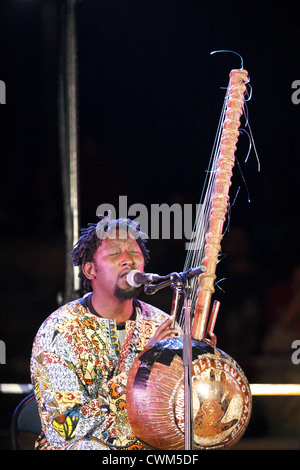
[126,270,164,287]
[182,265,206,279]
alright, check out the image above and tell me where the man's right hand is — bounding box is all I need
[146,315,182,348]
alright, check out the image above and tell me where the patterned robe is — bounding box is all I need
[30,296,169,450]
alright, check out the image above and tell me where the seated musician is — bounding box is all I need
[30,216,180,450]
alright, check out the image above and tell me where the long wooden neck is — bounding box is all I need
[191,69,249,340]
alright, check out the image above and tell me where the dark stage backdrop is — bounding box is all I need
[1,0,300,443]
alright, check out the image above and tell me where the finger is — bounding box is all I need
[155,315,175,334]
[146,316,178,348]
[155,328,181,342]
[206,331,217,347]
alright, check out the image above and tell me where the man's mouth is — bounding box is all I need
[120,270,132,280]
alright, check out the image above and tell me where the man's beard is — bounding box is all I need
[114,284,141,301]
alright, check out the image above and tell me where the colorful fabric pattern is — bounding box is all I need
[30,297,169,450]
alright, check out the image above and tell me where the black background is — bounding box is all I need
[1,0,300,444]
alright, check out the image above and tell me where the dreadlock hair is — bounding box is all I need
[71,218,150,292]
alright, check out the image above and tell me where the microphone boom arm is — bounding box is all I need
[143,265,206,295]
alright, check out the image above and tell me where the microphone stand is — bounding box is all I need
[144,266,206,451]
[183,296,193,450]
[169,273,193,451]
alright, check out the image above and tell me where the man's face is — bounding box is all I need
[91,230,145,300]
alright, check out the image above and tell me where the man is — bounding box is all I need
[31,217,179,450]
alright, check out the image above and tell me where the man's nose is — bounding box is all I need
[119,251,135,266]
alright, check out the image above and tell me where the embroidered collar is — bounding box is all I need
[79,292,138,328]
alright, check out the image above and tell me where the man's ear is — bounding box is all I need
[82,262,95,280]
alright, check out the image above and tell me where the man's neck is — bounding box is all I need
[90,291,135,325]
